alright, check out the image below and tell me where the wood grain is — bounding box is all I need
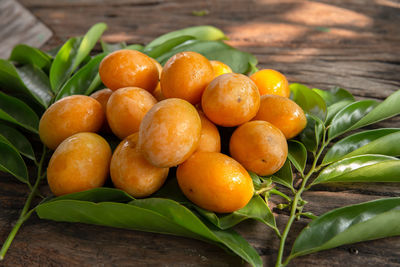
[1,0,400,266]
[0,0,52,58]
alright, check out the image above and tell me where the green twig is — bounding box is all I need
[0,145,47,260]
[270,188,292,203]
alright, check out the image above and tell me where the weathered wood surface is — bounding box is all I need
[1,0,400,266]
[0,0,52,58]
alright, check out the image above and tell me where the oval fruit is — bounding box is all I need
[196,111,221,153]
[250,69,290,97]
[230,120,288,176]
[177,152,254,213]
[47,132,111,196]
[90,88,113,133]
[202,73,260,127]
[210,60,232,78]
[110,133,169,198]
[39,95,104,150]
[138,98,201,168]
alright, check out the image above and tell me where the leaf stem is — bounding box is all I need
[275,130,328,267]
[0,145,47,261]
[270,188,292,203]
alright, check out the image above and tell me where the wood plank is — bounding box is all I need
[0,0,52,58]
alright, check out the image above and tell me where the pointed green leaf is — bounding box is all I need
[272,159,293,189]
[312,155,400,185]
[0,92,39,133]
[326,100,354,125]
[146,25,226,49]
[101,41,127,53]
[55,53,107,101]
[0,59,53,108]
[290,83,327,121]
[299,114,324,153]
[144,36,195,58]
[328,100,378,140]
[290,197,400,258]
[312,87,354,106]
[50,23,107,92]
[0,124,35,160]
[323,128,400,165]
[287,140,307,174]
[9,44,52,70]
[0,141,28,183]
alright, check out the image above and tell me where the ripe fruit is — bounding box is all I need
[90,88,113,132]
[150,58,165,101]
[210,60,232,78]
[99,49,159,92]
[39,95,104,150]
[177,152,254,213]
[106,87,157,139]
[196,111,221,153]
[47,132,111,196]
[161,51,214,104]
[230,120,288,176]
[250,69,290,97]
[202,73,260,127]
[110,133,169,198]
[138,98,201,168]
[254,95,307,139]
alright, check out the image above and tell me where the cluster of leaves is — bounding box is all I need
[1,23,400,267]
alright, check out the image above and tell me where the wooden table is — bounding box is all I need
[1,0,400,266]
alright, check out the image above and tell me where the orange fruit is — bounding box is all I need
[99,49,159,92]
[210,60,232,78]
[202,73,260,127]
[196,111,221,153]
[138,98,201,168]
[47,132,111,196]
[110,133,169,198]
[90,88,113,133]
[254,95,307,139]
[161,51,214,104]
[177,152,254,213]
[106,87,157,139]
[150,58,165,101]
[39,95,104,150]
[250,69,290,97]
[230,120,288,176]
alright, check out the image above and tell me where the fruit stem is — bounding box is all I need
[275,131,328,267]
[0,145,47,261]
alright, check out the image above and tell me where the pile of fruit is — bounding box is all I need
[40,48,306,213]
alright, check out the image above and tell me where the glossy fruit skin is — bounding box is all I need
[99,49,159,92]
[90,88,113,133]
[250,69,290,97]
[39,95,104,150]
[202,73,260,127]
[138,98,201,168]
[160,51,214,104]
[177,152,254,213]
[150,58,165,101]
[254,95,307,139]
[106,87,157,139]
[210,60,232,78]
[230,120,288,176]
[47,132,111,196]
[110,133,169,198]
[196,111,221,153]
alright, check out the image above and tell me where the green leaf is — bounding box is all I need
[44,187,134,203]
[0,141,29,183]
[156,40,257,74]
[323,128,400,165]
[312,155,400,185]
[326,100,354,125]
[144,36,195,58]
[55,53,107,101]
[50,23,107,93]
[0,59,53,108]
[287,140,307,174]
[272,159,293,189]
[312,87,354,106]
[194,195,277,231]
[0,92,39,133]
[290,197,400,258]
[0,124,35,160]
[9,44,52,70]
[146,25,227,49]
[299,114,324,153]
[36,196,262,267]
[328,100,378,140]
[101,41,144,53]
[347,90,400,133]
[290,83,327,121]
